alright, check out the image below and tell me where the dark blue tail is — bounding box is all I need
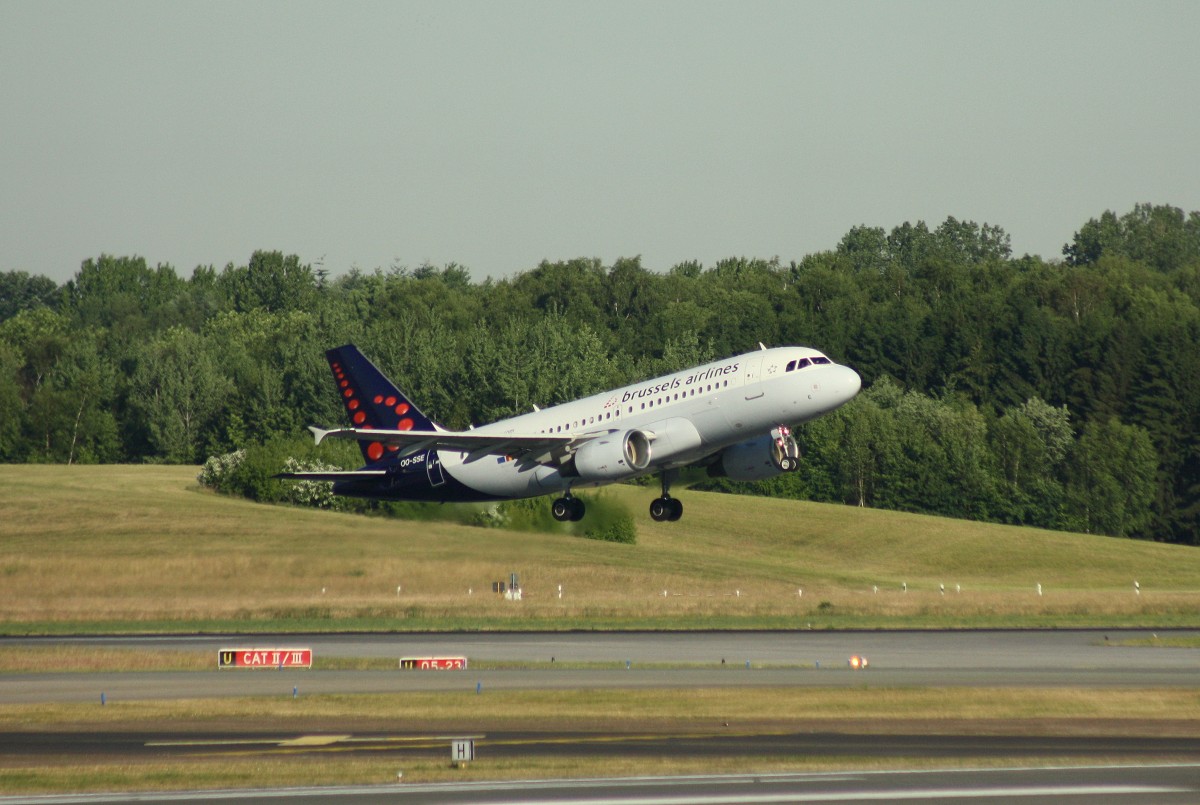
[325,345,439,464]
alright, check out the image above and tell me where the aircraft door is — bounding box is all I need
[426,450,446,487]
[742,355,765,400]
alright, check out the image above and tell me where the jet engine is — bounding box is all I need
[572,429,652,481]
[707,430,800,482]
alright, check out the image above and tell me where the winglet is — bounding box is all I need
[309,425,332,445]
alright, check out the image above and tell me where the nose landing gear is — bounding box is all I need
[772,425,801,473]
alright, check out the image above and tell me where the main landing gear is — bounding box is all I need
[650,469,684,522]
[551,494,585,522]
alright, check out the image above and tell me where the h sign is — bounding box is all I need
[451,739,475,762]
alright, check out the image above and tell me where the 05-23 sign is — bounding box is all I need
[399,656,467,670]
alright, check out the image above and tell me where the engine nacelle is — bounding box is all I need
[573,429,652,481]
[707,432,799,482]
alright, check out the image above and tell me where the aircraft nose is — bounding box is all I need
[839,365,862,402]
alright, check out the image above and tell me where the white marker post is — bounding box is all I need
[451,739,474,764]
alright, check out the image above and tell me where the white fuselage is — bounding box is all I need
[443,347,861,498]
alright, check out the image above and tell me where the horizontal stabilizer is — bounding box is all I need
[308,425,336,445]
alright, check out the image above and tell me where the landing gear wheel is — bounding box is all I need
[650,497,683,522]
[552,496,586,522]
[568,497,586,521]
[650,468,684,522]
[667,497,683,521]
[649,498,671,522]
[551,497,573,522]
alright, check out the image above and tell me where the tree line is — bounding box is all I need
[2,203,1199,543]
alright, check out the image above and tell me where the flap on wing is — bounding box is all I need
[308,425,583,464]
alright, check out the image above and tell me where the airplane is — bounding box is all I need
[277,343,861,521]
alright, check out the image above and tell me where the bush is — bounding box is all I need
[199,437,343,505]
[199,440,637,543]
[278,456,341,508]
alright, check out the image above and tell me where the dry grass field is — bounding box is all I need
[3,464,1200,794]
[2,464,1198,631]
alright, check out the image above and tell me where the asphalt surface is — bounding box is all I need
[3,728,1199,762]
[2,630,1198,703]
[3,630,1199,803]
[5,765,1200,804]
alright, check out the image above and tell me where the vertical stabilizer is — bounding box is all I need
[325,344,440,463]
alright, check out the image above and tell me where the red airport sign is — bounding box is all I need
[218,648,313,669]
[399,656,467,670]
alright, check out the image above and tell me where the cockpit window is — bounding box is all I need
[786,357,814,372]
[783,355,848,371]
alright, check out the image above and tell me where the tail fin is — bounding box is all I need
[325,344,440,464]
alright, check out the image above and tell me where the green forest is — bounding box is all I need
[3,203,1199,544]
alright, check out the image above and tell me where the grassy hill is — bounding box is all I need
[1,465,1197,633]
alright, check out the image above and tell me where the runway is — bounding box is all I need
[5,766,1200,804]
[4,727,1199,763]
[3,631,1198,802]
[2,630,1198,703]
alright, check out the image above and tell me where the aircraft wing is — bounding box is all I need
[308,425,584,465]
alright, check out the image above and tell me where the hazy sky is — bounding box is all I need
[3,1,1198,284]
